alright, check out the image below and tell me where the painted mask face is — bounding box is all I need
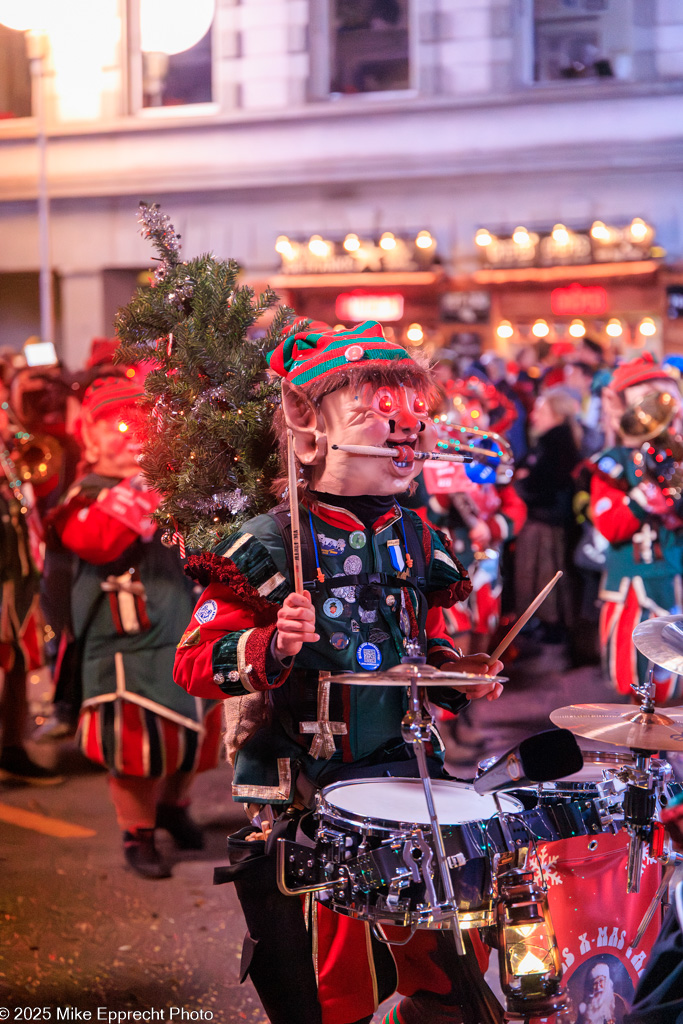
[85,411,141,478]
[313,383,436,496]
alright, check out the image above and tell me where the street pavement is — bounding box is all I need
[0,642,635,1023]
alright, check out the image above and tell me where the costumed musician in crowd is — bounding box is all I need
[589,353,683,704]
[45,376,222,878]
[173,321,505,1024]
[424,376,526,653]
[0,394,60,785]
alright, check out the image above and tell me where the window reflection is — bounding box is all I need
[0,24,31,118]
[330,0,410,95]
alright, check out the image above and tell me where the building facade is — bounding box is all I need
[1,0,683,368]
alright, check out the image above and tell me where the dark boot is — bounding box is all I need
[0,745,64,786]
[215,824,323,1024]
[385,932,504,1024]
[156,803,204,849]
[123,828,171,879]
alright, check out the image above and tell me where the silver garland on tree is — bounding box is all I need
[137,201,182,281]
[177,489,250,516]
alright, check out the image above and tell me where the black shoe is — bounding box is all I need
[155,803,204,850]
[123,828,172,879]
[0,746,64,786]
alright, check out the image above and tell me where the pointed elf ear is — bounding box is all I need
[281,380,327,465]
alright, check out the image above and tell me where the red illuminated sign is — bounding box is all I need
[551,283,608,316]
[335,292,405,323]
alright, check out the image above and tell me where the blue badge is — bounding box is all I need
[323,597,344,619]
[387,539,405,573]
[356,642,382,671]
[330,632,350,651]
[195,599,217,624]
[598,455,619,476]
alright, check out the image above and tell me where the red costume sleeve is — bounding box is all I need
[174,580,287,700]
[489,482,527,543]
[590,473,644,545]
[53,494,141,564]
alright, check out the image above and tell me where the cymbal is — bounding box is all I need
[550,703,683,751]
[632,614,683,674]
[329,663,506,689]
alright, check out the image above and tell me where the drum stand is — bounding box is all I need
[400,655,506,1024]
[400,662,466,956]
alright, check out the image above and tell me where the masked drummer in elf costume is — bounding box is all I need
[174,321,504,1024]
[589,353,683,704]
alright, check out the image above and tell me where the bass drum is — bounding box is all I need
[314,777,522,930]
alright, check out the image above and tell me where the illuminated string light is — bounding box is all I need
[532,319,550,338]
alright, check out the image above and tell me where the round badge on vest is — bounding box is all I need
[330,632,350,651]
[323,597,344,619]
[344,554,363,576]
[356,642,382,671]
[349,531,366,550]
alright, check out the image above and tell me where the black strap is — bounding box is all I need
[268,504,316,588]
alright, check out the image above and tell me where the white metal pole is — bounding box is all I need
[27,32,54,347]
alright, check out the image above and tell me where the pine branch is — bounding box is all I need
[115,202,298,554]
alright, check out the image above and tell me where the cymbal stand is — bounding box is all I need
[625,668,660,893]
[400,652,466,956]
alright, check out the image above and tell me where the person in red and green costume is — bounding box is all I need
[590,353,683,704]
[174,321,504,1024]
[46,376,222,878]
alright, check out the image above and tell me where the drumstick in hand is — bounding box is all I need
[490,571,563,662]
[286,429,305,596]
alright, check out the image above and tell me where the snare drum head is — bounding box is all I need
[320,778,522,827]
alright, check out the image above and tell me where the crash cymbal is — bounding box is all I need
[550,703,683,751]
[632,614,683,675]
[329,663,505,689]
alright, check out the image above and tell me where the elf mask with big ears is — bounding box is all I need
[268,321,439,497]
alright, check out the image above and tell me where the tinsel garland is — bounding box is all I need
[137,201,182,281]
[177,489,250,516]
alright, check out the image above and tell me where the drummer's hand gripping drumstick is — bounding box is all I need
[490,571,563,662]
[287,429,305,596]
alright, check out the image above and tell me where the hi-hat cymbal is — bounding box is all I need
[632,614,683,675]
[329,663,505,689]
[550,703,683,751]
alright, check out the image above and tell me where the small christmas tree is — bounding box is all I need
[114,202,300,553]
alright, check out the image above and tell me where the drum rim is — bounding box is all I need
[318,776,523,832]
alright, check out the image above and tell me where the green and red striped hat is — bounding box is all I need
[268,320,414,388]
[81,375,146,421]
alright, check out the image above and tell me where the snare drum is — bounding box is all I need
[313,778,522,930]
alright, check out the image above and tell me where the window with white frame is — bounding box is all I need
[134,0,214,111]
[533,0,633,83]
[329,0,411,95]
[0,24,32,118]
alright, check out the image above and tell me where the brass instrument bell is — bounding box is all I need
[8,433,64,486]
